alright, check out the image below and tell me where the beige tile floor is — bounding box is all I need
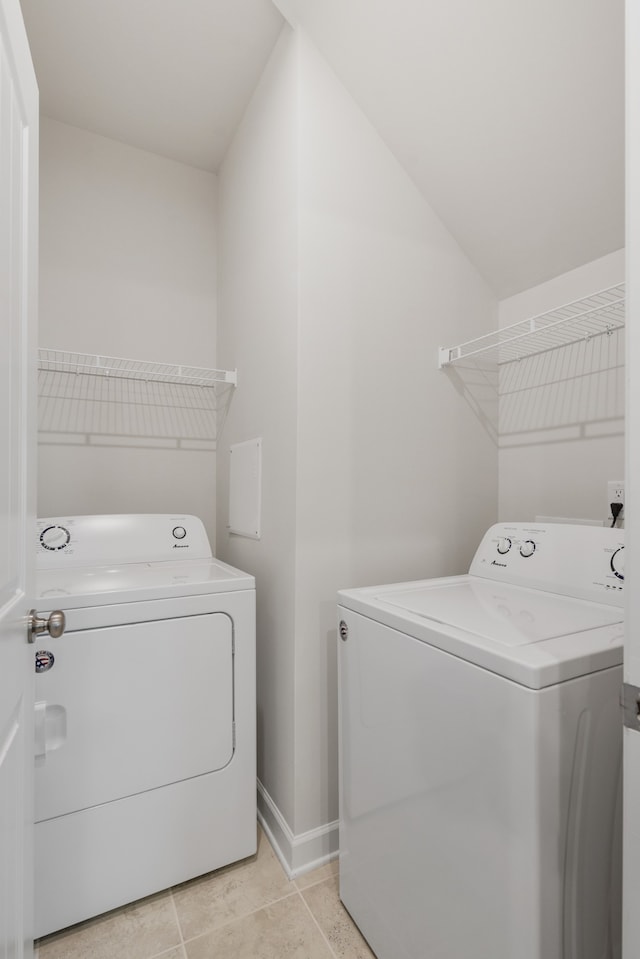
[35,827,376,959]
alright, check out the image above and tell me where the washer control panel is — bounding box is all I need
[36,514,212,568]
[470,522,625,606]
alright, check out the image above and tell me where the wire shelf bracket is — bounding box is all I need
[438,284,625,369]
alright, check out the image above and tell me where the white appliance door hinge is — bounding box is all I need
[622,682,640,731]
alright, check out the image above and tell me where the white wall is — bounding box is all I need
[293,34,498,834]
[217,26,498,857]
[216,29,300,829]
[498,249,625,524]
[38,118,219,539]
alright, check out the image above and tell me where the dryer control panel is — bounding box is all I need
[36,514,212,568]
[470,523,625,606]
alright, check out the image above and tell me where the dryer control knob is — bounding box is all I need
[611,546,625,581]
[520,540,536,558]
[40,525,71,551]
[497,537,511,555]
[172,526,187,540]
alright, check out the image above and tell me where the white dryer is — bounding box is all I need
[338,522,624,959]
[34,514,255,939]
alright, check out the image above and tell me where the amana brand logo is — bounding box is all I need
[491,560,507,567]
[173,543,189,548]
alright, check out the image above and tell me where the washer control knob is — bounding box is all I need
[520,540,536,558]
[611,546,625,581]
[172,526,187,540]
[497,537,511,555]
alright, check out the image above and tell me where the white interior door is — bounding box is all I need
[623,2,640,956]
[0,0,38,955]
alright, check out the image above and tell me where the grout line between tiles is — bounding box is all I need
[297,887,340,959]
[294,872,338,894]
[168,887,186,948]
[179,888,301,949]
[148,945,186,959]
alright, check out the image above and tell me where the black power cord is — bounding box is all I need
[610,502,623,528]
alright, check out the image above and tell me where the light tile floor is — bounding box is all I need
[35,827,376,959]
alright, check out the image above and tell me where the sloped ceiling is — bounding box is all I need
[19,0,624,296]
[274,0,624,297]
[19,0,285,171]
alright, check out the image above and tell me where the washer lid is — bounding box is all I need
[339,575,624,688]
[37,557,254,608]
[380,578,622,645]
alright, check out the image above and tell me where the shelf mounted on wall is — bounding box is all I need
[37,349,237,387]
[438,284,625,369]
[37,349,237,446]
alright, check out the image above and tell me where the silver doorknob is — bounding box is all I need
[28,609,66,643]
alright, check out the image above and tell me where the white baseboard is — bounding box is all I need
[256,780,339,880]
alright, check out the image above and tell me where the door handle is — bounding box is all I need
[28,609,66,643]
[34,702,67,760]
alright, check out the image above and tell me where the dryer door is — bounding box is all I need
[34,612,234,821]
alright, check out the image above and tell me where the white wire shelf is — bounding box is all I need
[38,349,237,387]
[438,284,625,369]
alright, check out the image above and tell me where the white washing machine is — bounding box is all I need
[34,514,256,939]
[338,523,624,959]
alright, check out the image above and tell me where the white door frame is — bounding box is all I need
[0,0,38,955]
[623,1,640,956]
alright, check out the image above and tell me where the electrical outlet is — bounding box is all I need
[607,480,625,525]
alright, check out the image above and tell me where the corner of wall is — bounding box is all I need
[257,780,338,879]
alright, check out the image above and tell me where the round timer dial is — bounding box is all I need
[520,540,536,558]
[40,525,71,551]
[497,537,511,555]
[611,546,625,581]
